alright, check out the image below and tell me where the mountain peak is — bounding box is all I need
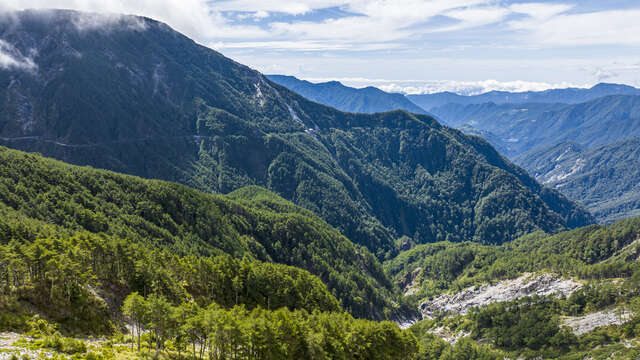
[591,82,637,91]
[0,9,593,258]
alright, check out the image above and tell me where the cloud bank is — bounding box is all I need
[5,0,639,50]
[303,77,588,95]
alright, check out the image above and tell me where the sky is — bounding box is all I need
[2,0,640,94]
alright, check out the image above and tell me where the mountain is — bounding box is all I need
[408,83,640,111]
[0,145,422,358]
[0,145,410,320]
[0,9,593,258]
[431,95,640,157]
[515,139,640,224]
[266,74,428,114]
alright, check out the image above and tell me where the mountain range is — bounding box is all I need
[0,9,592,260]
[426,94,640,223]
[2,8,640,360]
[408,83,640,111]
[266,74,427,114]
[262,75,640,226]
[430,95,640,157]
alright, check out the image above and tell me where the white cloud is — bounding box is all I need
[436,6,511,32]
[1,0,512,51]
[253,10,269,19]
[0,0,269,41]
[0,39,37,71]
[593,68,617,82]
[509,3,573,20]
[264,0,499,44]
[302,77,588,95]
[211,0,344,16]
[70,11,148,32]
[509,7,640,46]
[212,40,401,51]
[382,79,587,95]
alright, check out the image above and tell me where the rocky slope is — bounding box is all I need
[563,309,634,335]
[419,273,582,318]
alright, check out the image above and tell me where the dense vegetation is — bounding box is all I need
[516,138,640,223]
[0,229,350,332]
[3,300,418,360]
[0,146,409,320]
[0,9,592,259]
[384,218,640,359]
[120,294,418,360]
[266,74,428,114]
[427,91,640,223]
[386,216,640,300]
[465,292,640,359]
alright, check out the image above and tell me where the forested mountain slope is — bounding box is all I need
[431,95,640,157]
[0,145,409,320]
[0,9,592,258]
[516,139,640,223]
[266,74,428,114]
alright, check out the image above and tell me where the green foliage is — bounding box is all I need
[0,232,344,334]
[471,297,576,352]
[386,217,640,300]
[0,145,404,320]
[39,334,88,354]
[120,293,419,360]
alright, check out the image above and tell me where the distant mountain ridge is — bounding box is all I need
[408,83,640,111]
[0,9,593,258]
[267,74,428,114]
[430,93,640,224]
[431,95,640,157]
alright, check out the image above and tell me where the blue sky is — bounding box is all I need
[4,0,640,94]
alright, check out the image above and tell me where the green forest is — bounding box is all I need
[2,145,640,359]
[1,9,640,360]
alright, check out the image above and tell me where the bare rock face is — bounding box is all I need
[427,326,471,345]
[563,309,633,335]
[402,267,422,296]
[420,273,582,318]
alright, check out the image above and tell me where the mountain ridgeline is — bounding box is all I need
[431,95,640,157]
[408,83,640,111]
[0,9,593,259]
[266,74,428,114]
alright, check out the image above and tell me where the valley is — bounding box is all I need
[0,6,639,360]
